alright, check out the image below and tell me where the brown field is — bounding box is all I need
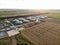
[21,22,60,45]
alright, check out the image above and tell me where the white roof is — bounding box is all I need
[7,27,25,37]
[7,30,20,37]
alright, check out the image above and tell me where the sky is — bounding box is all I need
[0,0,60,9]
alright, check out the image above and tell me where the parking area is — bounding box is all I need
[0,15,48,39]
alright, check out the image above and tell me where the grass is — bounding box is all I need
[0,38,10,45]
[0,10,33,18]
[46,13,60,19]
[16,34,31,45]
[0,34,31,45]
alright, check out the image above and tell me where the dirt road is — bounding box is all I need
[10,36,17,45]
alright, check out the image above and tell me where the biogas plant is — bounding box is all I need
[0,15,48,39]
[0,14,48,45]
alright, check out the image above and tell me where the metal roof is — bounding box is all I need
[0,32,7,39]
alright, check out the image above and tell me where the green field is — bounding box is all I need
[46,13,60,19]
[0,10,34,18]
[16,34,31,45]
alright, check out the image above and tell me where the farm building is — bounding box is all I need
[21,22,60,45]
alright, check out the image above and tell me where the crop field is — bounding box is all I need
[0,10,37,18]
[21,22,60,45]
[45,13,60,24]
[46,13,60,19]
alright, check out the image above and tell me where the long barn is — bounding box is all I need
[21,22,60,45]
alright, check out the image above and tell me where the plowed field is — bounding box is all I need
[21,22,60,45]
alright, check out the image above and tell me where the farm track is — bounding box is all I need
[10,36,17,45]
[21,22,60,45]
